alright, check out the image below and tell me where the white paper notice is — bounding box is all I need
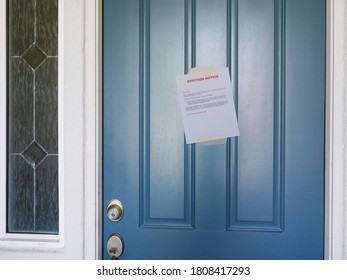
[176,67,239,144]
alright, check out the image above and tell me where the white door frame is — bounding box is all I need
[324,0,347,260]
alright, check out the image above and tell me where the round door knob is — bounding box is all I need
[107,199,124,222]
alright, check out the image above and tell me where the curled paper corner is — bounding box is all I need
[188,64,221,77]
[196,135,228,146]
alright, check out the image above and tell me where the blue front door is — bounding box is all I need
[103,0,325,259]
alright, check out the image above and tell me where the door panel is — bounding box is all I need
[103,0,325,259]
[138,0,193,228]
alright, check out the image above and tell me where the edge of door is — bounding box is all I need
[88,0,346,260]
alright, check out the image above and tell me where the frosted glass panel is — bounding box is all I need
[7,0,59,234]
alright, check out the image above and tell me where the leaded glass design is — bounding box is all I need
[7,0,58,234]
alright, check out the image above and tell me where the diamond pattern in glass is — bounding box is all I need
[22,44,47,70]
[22,141,47,168]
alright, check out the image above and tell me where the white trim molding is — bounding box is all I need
[83,0,102,260]
[0,0,7,246]
[325,0,347,260]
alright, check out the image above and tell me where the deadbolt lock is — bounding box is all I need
[107,199,124,222]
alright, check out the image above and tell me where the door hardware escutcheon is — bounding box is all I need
[107,233,124,260]
[107,199,124,222]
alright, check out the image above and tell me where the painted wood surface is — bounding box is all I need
[103,0,326,259]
